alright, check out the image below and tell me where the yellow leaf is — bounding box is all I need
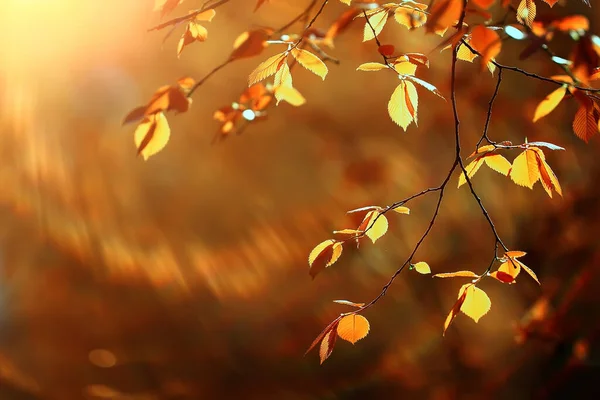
[533,86,567,122]
[388,81,418,130]
[248,52,287,86]
[394,3,427,29]
[134,112,171,161]
[483,154,511,175]
[290,48,328,80]
[444,286,468,335]
[457,41,478,62]
[519,260,541,285]
[458,158,485,188]
[510,149,540,189]
[498,258,521,281]
[319,330,337,364]
[195,8,216,22]
[460,284,491,323]
[333,228,364,235]
[339,0,351,4]
[356,62,388,71]
[433,271,479,278]
[468,144,495,158]
[363,211,388,243]
[392,206,410,215]
[337,314,370,344]
[413,261,431,274]
[516,0,536,28]
[394,61,417,76]
[308,239,340,278]
[274,86,306,106]
[363,8,389,41]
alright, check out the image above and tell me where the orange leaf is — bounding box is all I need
[444,285,468,335]
[379,44,395,57]
[551,15,589,32]
[572,100,598,143]
[230,29,271,60]
[290,48,328,80]
[305,318,341,356]
[470,26,502,69]
[531,148,562,198]
[533,86,567,122]
[505,250,527,259]
[472,0,495,9]
[426,0,462,33]
[337,314,370,344]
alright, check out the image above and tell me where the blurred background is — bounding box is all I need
[0,0,599,399]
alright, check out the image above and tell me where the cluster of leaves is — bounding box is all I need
[128,0,598,365]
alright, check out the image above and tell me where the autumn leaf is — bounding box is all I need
[470,26,502,69]
[533,85,567,122]
[274,86,306,106]
[337,314,370,344]
[550,15,589,32]
[379,44,395,57]
[510,148,541,189]
[394,2,427,30]
[363,8,389,41]
[444,286,468,335]
[333,300,365,308]
[516,0,536,28]
[291,48,328,80]
[134,112,171,161]
[531,148,562,198]
[457,157,485,188]
[123,85,190,125]
[339,0,352,4]
[305,318,341,359]
[426,0,462,33]
[248,52,287,86]
[357,62,389,72]
[319,330,338,364]
[230,28,272,60]
[572,95,599,143]
[177,22,209,57]
[389,80,418,130]
[433,271,479,279]
[308,240,343,279]
[413,261,431,274]
[459,284,491,323]
[359,211,389,243]
[391,206,410,215]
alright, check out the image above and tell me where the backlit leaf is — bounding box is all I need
[510,149,540,189]
[498,258,521,280]
[505,250,526,258]
[134,112,171,161]
[308,239,339,279]
[230,29,271,60]
[572,102,598,143]
[483,154,511,175]
[357,62,388,72]
[394,2,427,29]
[458,157,485,188]
[319,330,337,364]
[395,61,418,76]
[413,261,431,274]
[470,26,502,69]
[391,206,410,215]
[532,149,562,198]
[333,300,365,308]
[274,86,306,106]
[526,141,565,151]
[516,0,536,28]
[248,52,287,86]
[434,271,479,279]
[388,81,418,130]
[362,211,389,243]
[490,270,515,284]
[290,48,328,80]
[337,314,370,344]
[426,0,462,33]
[533,86,567,122]
[363,8,389,41]
[460,284,491,323]
[519,260,541,285]
[444,286,468,335]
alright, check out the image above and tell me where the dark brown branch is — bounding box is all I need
[475,68,503,149]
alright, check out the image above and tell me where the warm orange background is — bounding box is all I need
[0,0,599,399]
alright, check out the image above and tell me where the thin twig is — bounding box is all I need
[475,68,503,149]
